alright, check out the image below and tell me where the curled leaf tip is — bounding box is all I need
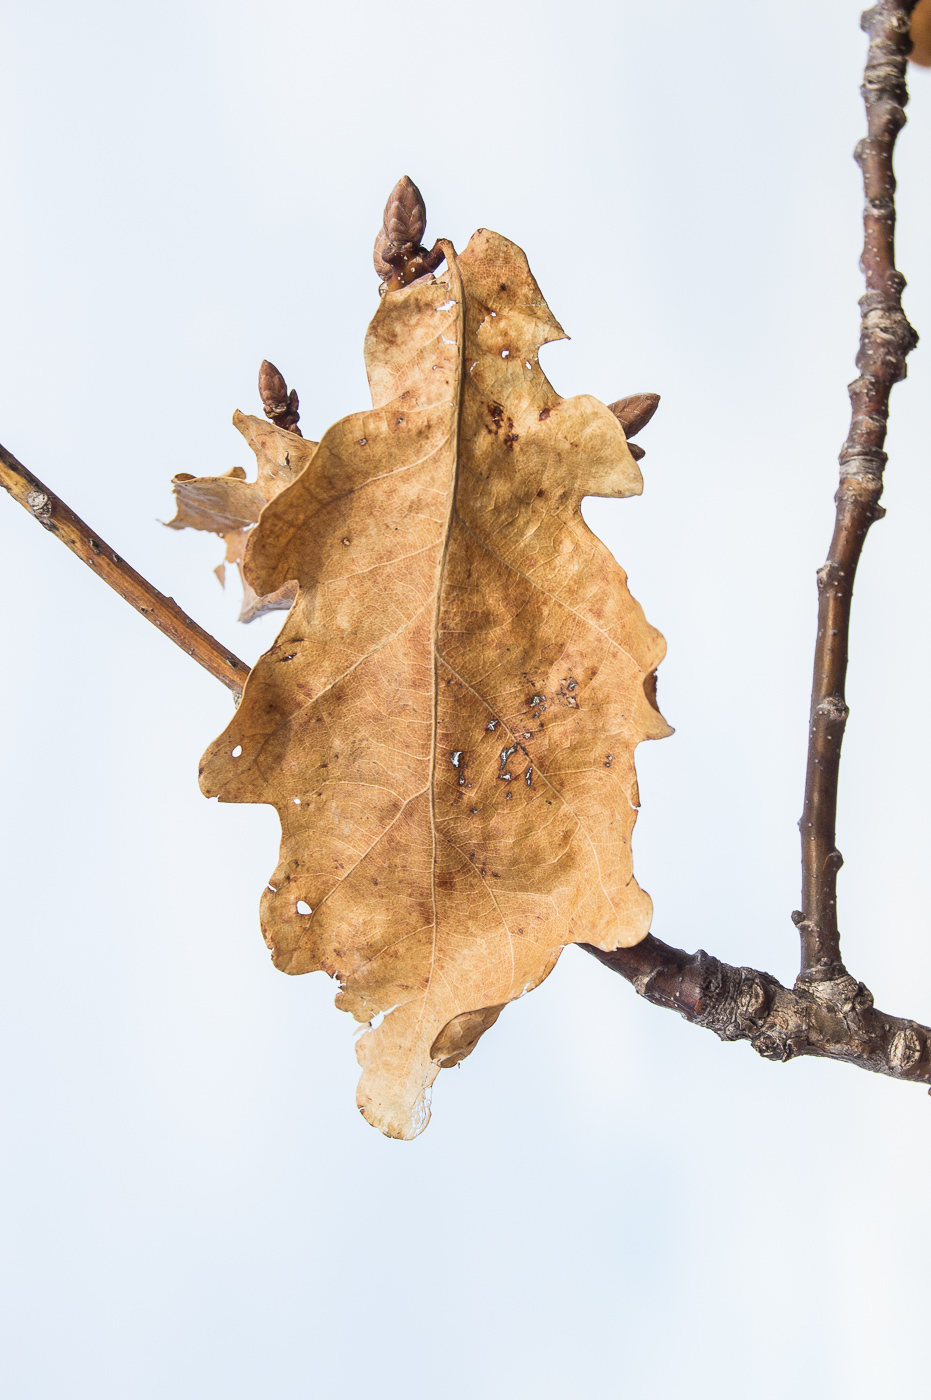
[259,359,302,436]
[912,0,931,65]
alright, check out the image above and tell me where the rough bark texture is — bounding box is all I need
[584,937,931,1089]
[0,440,248,697]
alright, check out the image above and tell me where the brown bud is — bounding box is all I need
[607,393,660,438]
[382,175,427,254]
[258,359,302,436]
[373,229,394,280]
[628,442,645,461]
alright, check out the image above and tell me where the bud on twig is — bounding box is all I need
[383,175,427,253]
[373,175,446,292]
[258,359,302,436]
[607,393,660,438]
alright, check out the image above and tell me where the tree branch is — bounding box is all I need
[584,3,928,1091]
[582,937,931,1089]
[0,441,247,698]
[798,0,919,978]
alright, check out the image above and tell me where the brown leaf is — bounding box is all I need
[167,412,317,621]
[913,0,931,66]
[200,230,671,1138]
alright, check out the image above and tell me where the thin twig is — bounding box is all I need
[582,937,931,1088]
[0,441,247,698]
[797,0,919,979]
[585,3,929,1086]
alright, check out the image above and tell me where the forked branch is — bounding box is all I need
[0,7,926,1098]
[586,0,927,1086]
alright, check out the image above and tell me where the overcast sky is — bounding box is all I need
[1,1,930,1396]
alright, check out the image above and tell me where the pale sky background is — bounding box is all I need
[1,1,930,1396]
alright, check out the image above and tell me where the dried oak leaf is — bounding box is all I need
[913,0,931,66]
[166,413,318,621]
[200,230,671,1138]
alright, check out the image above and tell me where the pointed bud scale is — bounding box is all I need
[258,360,302,435]
[607,393,660,438]
[382,175,427,253]
[373,229,394,280]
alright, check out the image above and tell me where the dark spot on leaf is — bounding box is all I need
[539,408,550,421]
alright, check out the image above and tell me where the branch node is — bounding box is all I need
[26,489,52,524]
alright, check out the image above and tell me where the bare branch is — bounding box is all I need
[582,937,931,1090]
[0,441,247,698]
[583,4,930,1088]
[797,0,919,979]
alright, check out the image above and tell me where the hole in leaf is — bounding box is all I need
[232,745,242,758]
[296,900,312,916]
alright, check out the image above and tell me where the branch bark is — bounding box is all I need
[1,8,925,1098]
[582,937,931,1089]
[0,441,247,698]
[584,2,927,1093]
[798,0,919,979]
